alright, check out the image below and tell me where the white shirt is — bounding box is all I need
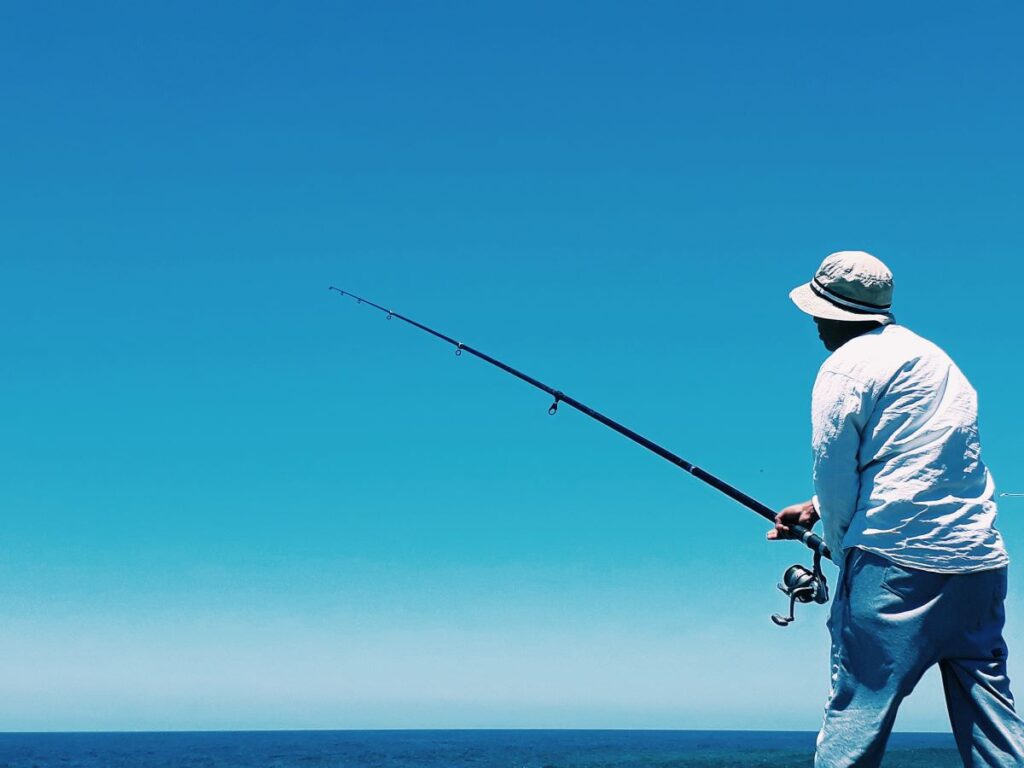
[811,323,1008,573]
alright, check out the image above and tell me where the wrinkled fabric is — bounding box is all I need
[811,324,1008,573]
[816,549,1024,767]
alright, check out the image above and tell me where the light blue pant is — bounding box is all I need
[815,548,1024,767]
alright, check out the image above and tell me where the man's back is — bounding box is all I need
[812,323,1008,572]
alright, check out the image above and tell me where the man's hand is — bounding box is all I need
[767,499,820,541]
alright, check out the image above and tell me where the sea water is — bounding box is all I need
[0,729,962,767]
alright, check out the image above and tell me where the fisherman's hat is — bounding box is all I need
[790,251,894,324]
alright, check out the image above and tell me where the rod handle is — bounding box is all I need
[788,523,833,563]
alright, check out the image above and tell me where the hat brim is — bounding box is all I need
[789,283,893,325]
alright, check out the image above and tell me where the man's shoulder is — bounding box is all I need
[819,323,958,392]
[817,324,940,385]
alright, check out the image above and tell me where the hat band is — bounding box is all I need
[811,278,891,315]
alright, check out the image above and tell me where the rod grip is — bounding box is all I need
[788,523,834,563]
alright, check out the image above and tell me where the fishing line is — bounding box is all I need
[330,286,831,624]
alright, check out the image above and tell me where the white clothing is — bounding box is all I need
[811,324,1007,573]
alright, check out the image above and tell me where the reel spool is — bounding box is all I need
[772,552,829,627]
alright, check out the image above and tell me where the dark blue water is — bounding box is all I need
[0,730,961,767]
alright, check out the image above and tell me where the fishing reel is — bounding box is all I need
[771,551,829,627]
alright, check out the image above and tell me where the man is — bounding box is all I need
[769,251,1024,767]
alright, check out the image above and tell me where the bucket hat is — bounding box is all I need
[790,251,894,324]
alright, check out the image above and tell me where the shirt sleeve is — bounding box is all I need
[811,369,873,555]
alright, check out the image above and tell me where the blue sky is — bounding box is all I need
[2,1,1023,732]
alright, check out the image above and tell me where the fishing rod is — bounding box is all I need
[330,286,832,626]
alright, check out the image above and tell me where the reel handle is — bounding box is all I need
[772,612,794,627]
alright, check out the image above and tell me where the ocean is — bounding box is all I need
[0,729,962,767]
